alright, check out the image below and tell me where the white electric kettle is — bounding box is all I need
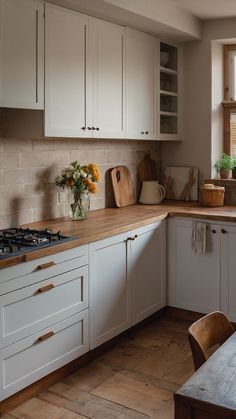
[139,181,166,204]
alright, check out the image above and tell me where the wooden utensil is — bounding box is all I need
[138,154,157,182]
[111,166,136,207]
[179,168,196,201]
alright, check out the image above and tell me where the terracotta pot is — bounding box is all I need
[219,169,232,179]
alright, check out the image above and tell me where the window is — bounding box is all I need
[223,45,236,155]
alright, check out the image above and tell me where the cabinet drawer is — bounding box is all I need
[0,310,89,401]
[0,245,88,294]
[0,266,88,348]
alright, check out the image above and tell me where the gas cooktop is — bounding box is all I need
[0,227,74,260]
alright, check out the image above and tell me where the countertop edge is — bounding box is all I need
[1,202,236,269]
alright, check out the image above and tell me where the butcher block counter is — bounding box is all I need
[1,201,236,269]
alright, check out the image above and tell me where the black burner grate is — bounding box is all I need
[0,228,74,259]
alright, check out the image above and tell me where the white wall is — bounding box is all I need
[162,18,236,183]
[211,40,224,178]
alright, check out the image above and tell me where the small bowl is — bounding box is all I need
[160,51,170,67]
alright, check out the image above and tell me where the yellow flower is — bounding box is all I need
[84,178,98,194]
[88,163,101,182]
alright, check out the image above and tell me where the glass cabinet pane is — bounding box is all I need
[160,94,177,113]
[160,72,178,93]
[160,42,178,71]
[160,115,177,134]
[159,41,180,138]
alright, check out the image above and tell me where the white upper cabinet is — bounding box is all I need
[159,41,183,141]
[45,5,125,138]
[0,2,183,140]
[126,29,157,140]
[45,5,89,137]
[90,19,125,138]
[0,0,44,109]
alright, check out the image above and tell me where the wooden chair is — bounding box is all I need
[188,311,234,371]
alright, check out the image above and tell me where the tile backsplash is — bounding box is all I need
[0,109,161,229]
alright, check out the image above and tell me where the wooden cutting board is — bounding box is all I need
[164,166,199,201]
[111,166,136,207]
[138,154,157,182]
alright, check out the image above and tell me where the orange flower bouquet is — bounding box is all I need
[55,161,100,220]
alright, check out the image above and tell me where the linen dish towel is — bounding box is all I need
[191,222,207,254]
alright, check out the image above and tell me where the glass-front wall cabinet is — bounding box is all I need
[159,41,182,140]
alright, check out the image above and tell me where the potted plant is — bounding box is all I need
[214,153,233,179]
[232,157,236,179]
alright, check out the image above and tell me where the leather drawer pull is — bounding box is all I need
[37,283,55,293]
[37,331,54,342]
[36,261,56,270]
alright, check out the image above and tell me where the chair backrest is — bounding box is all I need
[188,311,234,371]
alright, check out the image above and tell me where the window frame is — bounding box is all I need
[224,44,236,101]
[223,45,236,155]
[223,102,236,155]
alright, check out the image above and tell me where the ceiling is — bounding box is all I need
[174,0,236,20]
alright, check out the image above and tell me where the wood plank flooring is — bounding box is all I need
[2,316,194,419]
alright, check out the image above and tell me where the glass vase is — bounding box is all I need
[70,192,90,221]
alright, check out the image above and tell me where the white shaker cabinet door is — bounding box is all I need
[89,232,131,349]
[168,218,221,314]
[221,225,236,322]
[126,29,157,140]
[45,4,89,137]
[130,221,166,325]
[0,0,44,109]
[90,18,125,138]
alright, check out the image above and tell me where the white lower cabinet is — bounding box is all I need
[167,218,236,320]
[0,311,88,401]
[220,224,236,322]
[0,245,89,401]
[0,221,166,400]
[131,223,166,325]
[89,231,131,349]
[89,221,166,349]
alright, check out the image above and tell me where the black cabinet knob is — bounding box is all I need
[145,131,149,134]
[212,229,216,234]
[221,229,227,234]
[96,127,100,131]
[92,127,95,130]
[141,131,144,135]
[87,127,92,130]
[81,127,86,130]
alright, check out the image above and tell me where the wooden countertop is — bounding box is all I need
[1,201,236,269]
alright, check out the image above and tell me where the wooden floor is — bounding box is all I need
[2,316,194,419]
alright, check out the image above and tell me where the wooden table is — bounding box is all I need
[175,333,236,418]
